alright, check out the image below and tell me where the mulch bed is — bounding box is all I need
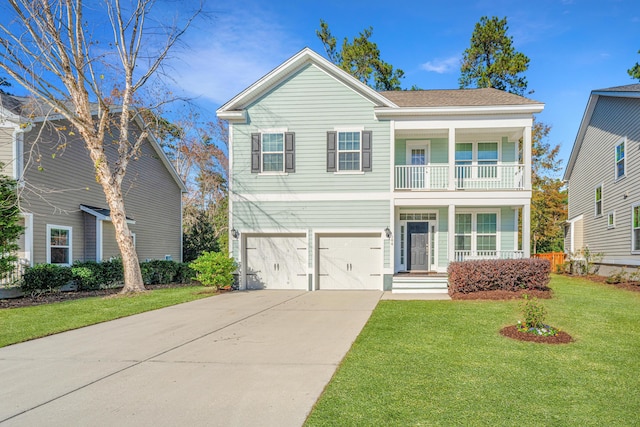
[450,288,552,300]
[500,325,573,344]
[0,283,202,309]
[577,274,640,293]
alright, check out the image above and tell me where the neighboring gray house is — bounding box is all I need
[564,84,640,274]
[0,94,186,268]
[217,48,544,292]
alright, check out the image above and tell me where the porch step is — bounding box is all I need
[392,276,449,294]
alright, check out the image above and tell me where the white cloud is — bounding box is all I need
[420,56,459,74]
[168,5,299,106]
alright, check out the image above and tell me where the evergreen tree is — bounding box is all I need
[0,166,24,282]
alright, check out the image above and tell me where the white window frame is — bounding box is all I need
[337,130,362,172]
[615,137,626,181]
[398,211,439,271]
[455,209,501,253]
[46,224,72,266]
[607,212,615,229]
[632,203,640,254]
[594,184,603,217]
[455,140,501,180]
[260,132,285,173]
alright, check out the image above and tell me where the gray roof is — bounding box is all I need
[378,88,541,107]
[594,83,640,92]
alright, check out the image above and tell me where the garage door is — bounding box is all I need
[317,234,382,290]
[245,235,307,290]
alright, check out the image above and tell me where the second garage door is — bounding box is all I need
[317,234,383,290]
[245,234,308,290]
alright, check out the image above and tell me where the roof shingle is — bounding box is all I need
[378,88,541,107]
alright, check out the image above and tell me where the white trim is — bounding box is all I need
[454,209,502,254]
[336,130,363,172]
[607,211,615,229]
[260,131,286,173]
[614,137,626,181]
[46,224,72,266]
[21,213,33,266]
[397,209,439,272]
[79,205,136,224]
[232,191,391,202]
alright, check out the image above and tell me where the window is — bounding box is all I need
[607,212,615,229]
[455,212,498,253]
[595,185,602,217]
[326,130,372,172]
[47,225,72,265]
[477,142,498,178]
[251,132,295,173]
[261,133,284,172]
[476,213,497,251]
[455,213,472,251]
[338,131,361,171]
[633,205,640,252]
[615,138,625,180]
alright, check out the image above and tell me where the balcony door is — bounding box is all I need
[406,141,429,190]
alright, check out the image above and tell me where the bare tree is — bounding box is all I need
[0,0,199,293]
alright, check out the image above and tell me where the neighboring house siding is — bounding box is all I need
[567,96,640,262]
[0,127,14,177]
[233,63,390,194]
[21,119,182,264]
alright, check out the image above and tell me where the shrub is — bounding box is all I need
[139,260,180,285]
[605,268,629,284]
[22,264,73,294]
[189,251,237,289]
[448,258,551,295]
[71,261,105,290]
[518,294,547,329]
[175,262,195,284]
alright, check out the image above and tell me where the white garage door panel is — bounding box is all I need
[246,235,307,290]
[318,235,382,290]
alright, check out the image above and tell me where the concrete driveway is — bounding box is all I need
[0,290,382,426]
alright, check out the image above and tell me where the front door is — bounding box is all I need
[408,222,429,271]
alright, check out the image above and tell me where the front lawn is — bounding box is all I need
[306,275,640,426]
[0,286,214,348]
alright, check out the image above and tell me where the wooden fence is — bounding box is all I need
[531,252,566,272]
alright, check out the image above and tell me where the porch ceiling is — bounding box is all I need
[395,127,524,141]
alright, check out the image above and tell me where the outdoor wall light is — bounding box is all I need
[384,227,392,239]
[231,228,239,239]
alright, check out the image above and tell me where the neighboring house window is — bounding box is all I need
[607,212,615,229]
[326,130,372,172]
[251,132,295,173]
[594,184,603,217]
[615,138,625,180]
[47,225,72,265]
[633,204,640,252]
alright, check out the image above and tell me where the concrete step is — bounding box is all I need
[392,276,448,294]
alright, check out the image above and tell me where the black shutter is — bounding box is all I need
[362,130,372,172]
[327,131,337,172]
[285,132,295,173]
[251,133,261,173]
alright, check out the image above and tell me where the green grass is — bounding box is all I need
[306,275,640,426]
[0,286,214,348]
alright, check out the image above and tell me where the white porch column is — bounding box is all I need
[523,125,532,190]
[448,204,456,262]
[523,202,531,258]
[448,127,456,190]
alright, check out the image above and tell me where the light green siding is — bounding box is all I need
[395,138,449,166]
[384,239,390,268]
[500,206,516,251]
[233,200,390,231]
[437,207,449,267]
[232,64,390,194]
[502,137,517,163]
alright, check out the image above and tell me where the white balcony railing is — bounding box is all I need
[454,250,525,262]
[395,165,449,190]
[395,164,524,191]
[0,258,27,288]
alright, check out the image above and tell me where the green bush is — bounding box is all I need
[139,260,180,285]
[176,262,195,284]
[189,251,237,289]
[71,261,104,290]
[519,294,547,329]
[22,264,73,294]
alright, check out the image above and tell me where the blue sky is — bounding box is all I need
[170,0,640,170]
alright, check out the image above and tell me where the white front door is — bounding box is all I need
[406,142,429,189]
[317,234,382,290]
[245,235,307,290]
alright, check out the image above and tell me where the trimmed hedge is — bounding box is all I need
[22,259,195,293]
[448,258,551,295]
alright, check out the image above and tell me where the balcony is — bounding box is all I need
[395,164,525,191]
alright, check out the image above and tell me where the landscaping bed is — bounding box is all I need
[0,283,202,309]
[450,288,551,300]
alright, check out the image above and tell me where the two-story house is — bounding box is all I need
[217,48,543,292]
[0,94,186,272]
[564,84,640,274]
